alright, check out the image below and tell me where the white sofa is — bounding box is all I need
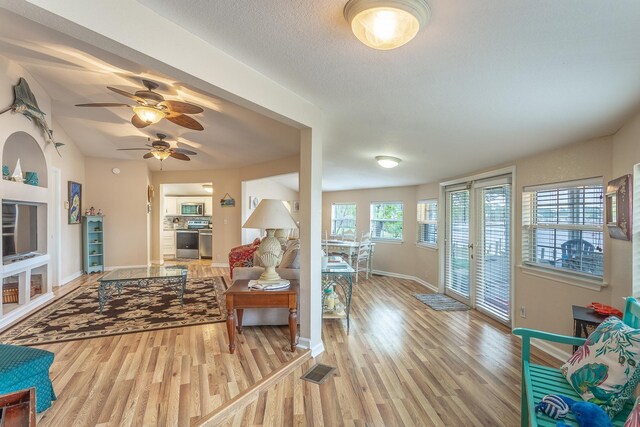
[231,266,300,326]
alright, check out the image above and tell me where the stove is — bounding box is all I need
[187,220,210,229]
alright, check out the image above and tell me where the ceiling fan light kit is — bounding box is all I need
[376,155,401,168]
[344,0,430,50]
[132,105,166,125]
[76,79,204,131]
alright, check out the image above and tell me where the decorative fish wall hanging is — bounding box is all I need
[0,78,64,157]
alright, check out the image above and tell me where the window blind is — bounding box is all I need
[417,199,438,246]
[476,184,511,322]
[522,180,604,279]
[445,190,470,298]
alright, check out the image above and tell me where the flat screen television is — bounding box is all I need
[2,202,38,260]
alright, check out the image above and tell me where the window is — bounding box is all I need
[417,199,438,247]
[331,203,356,236]
[522,178,604,279]
[370,202,403,241]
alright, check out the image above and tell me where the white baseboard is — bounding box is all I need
[60,270,83,286]
[371,269,438,292]
[150,259,164,265]
[212,262,228,268]
[531,338,571,362]
[104,264,148,271]
[297,337,325,357]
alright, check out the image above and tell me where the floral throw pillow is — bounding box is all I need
[625,397,640,427]
[562,316,640,418]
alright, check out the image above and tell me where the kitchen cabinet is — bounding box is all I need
[204,197,213,216]
[162,230,176,258]
[165,197,178,215]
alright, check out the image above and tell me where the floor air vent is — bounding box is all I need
[300,364,336,385]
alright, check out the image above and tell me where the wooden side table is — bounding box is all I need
[572,305,608,352]
[224,279,299,354]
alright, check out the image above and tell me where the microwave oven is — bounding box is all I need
[181,203,204,216]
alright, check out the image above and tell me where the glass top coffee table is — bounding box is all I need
[98,266,188,313]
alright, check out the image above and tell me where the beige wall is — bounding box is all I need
[84,157,150,267]
[322,186,420,277]
[0,56,86,284]
[323,133,639,355]
[151,155,299,264]
[243,177,299,243]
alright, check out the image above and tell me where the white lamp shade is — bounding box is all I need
[243,199,299,230]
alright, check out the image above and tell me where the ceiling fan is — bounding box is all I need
[117,133,197,169]
[76,79,204,131]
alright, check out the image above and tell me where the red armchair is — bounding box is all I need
[228,238,261,278]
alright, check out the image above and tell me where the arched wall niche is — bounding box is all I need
[2,131,48,188]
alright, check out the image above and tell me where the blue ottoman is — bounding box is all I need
[0,344,56,413]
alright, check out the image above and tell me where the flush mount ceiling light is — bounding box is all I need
[376,155,401,168]
[344,0,431,50]
[202,184,213,193]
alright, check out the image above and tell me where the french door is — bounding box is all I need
[445,176,512,324]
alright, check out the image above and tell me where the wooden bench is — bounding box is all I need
[513,297,640,426]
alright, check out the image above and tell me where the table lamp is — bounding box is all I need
[242,199,299,282]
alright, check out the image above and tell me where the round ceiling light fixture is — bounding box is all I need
[344,0,431,50]
[202,184,213,194]
[376,155,401,168]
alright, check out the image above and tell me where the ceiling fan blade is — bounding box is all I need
[107,86,145,103]
[165,114,204,131]
[117,148,150,151]
[172,147,197,155]
[75,103,131,107]
[143,152,155,159]
[170,152,190,161]
[159,100,204,114]
[131,114,150,128]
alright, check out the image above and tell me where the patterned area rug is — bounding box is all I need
[0,277,228,346]
[414,294,470,311]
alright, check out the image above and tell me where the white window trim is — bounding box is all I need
[518,264,608,291]
[370,201,404,241]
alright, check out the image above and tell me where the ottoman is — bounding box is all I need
[0,344,56,413]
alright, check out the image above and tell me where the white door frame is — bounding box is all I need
[51,167,62,286]
[439,166,516,324]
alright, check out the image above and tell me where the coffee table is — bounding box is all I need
[97,266,188,313]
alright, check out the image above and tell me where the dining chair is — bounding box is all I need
[354,240,372,283]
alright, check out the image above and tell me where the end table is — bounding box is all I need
[572,305,608,352]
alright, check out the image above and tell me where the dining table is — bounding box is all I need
[322,239,375,272]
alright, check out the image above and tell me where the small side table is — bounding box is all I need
[572,305,608,352]
[225,279,299,354]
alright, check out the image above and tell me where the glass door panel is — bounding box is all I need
[475,184,511,323]
[445,189,471,301]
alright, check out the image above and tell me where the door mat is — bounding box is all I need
[0,277,228,346]
[414,293,470,311]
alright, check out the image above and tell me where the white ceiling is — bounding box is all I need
[138,0,640,190]
[0,10,300,172]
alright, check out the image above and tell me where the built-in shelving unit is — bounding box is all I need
[0,130,53,329]
[83,215,104,273]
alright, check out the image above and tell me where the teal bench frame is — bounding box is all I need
[513,297,640,427]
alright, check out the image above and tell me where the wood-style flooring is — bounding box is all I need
[5,263,559,426]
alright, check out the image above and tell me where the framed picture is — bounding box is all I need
[606,174,632,240]
[249,196,260,209]
[220,193,235,207]
[68,181,82,224]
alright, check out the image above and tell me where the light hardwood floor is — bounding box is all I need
[7,263,558,426]
[30,263,303,427]
[217,274,559,427]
